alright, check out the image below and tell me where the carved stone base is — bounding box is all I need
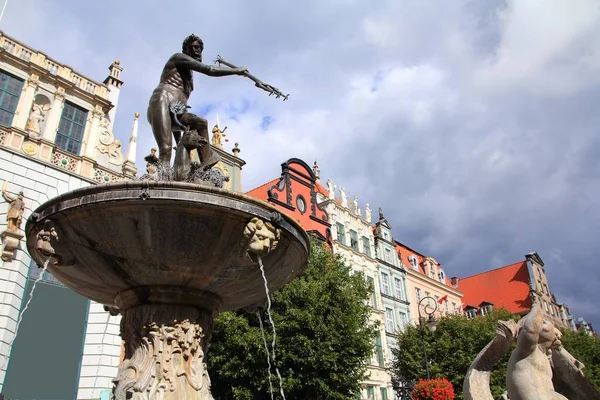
[1,229,24,261]
[113,304,215,399]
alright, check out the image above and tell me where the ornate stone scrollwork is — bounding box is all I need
[97,118,124,165]
[240,217,281,261]
[112,304,214,400]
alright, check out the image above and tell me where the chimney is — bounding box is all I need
[450,277,459,289]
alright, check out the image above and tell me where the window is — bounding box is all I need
[366,386,375,400]
[296,195,306,214]
[409,255,419,271]
[465,309,476,319]
[480,305,493,316]
[349,229,359,251]
[367,276,377,307]
[543,301,549,313]
[438,269,446,283]
[425,292,431,306]
[444,300,449,313]
[434,295,439,305]
[544,284,549,296]
[394,277,403,300]
[380,272,390,295]
[398,311,408,331]
[452,302,457,313]
[335,222,346,245]
[0,70,24,127]
[385,308,395,332]
[415,288,421,302]
[56,102,87,154]
[380,387,389,400]
[383,231,389,240]
[375,334,385,367]
[384,248,392,262]
[362,237,371,257]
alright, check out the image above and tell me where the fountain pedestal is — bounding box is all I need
[114,304,213,399]
[25,182,309,399]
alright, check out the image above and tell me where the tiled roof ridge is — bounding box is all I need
[460,260,525,281]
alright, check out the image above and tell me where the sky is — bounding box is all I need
[3,0,600,327]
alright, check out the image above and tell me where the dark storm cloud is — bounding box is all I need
[4,0,599,327]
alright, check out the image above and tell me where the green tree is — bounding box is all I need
[391,309,518,399]
[559,329,600,390]
[208,241,378,399]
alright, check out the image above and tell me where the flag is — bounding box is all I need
[438,294,448,304]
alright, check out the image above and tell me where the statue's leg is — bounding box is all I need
[181,114,220,169]
[147,91,173,164]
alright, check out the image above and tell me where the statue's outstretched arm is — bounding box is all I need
[2,190,14,203]
[172,54,244,77]
[515,293,543,356]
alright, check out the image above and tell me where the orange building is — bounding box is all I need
[457,252,575,330]
[246,158,330,241]
[394,241,463,323]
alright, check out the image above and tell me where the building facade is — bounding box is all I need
[394,242,463,325]
[0,30,137,399]
[317,179,395,400]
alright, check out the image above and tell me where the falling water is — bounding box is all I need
[0,258,50,371]
[257,312,275,400]
[257,256,286,400]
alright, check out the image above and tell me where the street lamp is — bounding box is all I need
[418,296,438,380]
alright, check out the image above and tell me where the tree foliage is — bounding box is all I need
[391,309,518,399]
[207,240,378,399]
[559,329,600,391]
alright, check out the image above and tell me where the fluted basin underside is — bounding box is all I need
[25,181,310,313]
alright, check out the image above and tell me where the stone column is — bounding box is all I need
[112,304,215,400]
[13,74,39,130]
[42,87,66,143]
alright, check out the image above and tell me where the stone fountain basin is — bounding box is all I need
[24,181,310,313]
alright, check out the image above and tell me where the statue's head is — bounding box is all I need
[18,191,23,199]
[538,318,561,349]
[182,34,203,62]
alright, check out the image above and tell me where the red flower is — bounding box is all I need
[411,378,455,400]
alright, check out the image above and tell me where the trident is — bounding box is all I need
[215,55,289,101]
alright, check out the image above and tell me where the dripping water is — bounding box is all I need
[257,312,275,400]
[0,258,50,371]
[257,255,286,400]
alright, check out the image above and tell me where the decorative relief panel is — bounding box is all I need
[51,150,78,172]
[97,118,124,166]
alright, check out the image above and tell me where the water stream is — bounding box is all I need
[257,256,286,400]
[0,258,50,371]
[257,313,275,400]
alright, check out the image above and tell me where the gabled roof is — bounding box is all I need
[459,261,532,314]
[246,178,278,201]
[394,241,455,288]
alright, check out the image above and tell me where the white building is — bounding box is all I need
[315,169,394,400]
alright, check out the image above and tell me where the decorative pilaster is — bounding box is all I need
[13,74,39,130]
[84,106,104,159]
[42,87,66,143]
[112,304,214,399]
